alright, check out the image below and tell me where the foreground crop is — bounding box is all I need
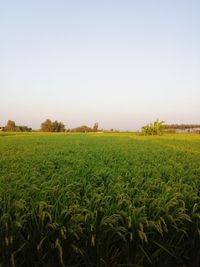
[0,133,200,267]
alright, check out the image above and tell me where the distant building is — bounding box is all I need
[0,127,3,131]
[165,125,200,133]
[175,128,200,133]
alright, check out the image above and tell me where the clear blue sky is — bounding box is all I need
[1,0,200,130]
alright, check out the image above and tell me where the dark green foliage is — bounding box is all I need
[93,122,99,132]
[0,133,200,267]
[52,120,65,132]
[70,125,92,132]
[15,126,32,132]
[41,119,65,132]
[70,122,100,132]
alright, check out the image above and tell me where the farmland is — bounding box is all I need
[0,132,200,267]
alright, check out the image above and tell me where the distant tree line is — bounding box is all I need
[1,119,200,134]
[69,122,99,133]
[1,120,32,132]
[40,119,100,133]
[0,119,101,133]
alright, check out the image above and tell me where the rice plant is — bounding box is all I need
[0,132,200,266]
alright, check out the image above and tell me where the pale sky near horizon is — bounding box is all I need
[1,0,200,130]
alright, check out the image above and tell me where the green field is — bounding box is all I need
[0,132,200,267]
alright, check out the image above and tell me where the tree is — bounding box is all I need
[52,121,65,132]
[41,119,65,132]
[17,126,32,132]
[3,120,32,132]
[52,120,59,132]
[71,125,92,133]
[41,119,53,132]
[93,122,99,132]
[5,120,16,131]
[57,122,65,132]
[141,119,165,135]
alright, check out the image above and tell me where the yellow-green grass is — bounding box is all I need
[0,133,200,267]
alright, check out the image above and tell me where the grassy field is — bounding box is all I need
[0,132,200,267]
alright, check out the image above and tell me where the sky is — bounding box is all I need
[0,0,200,130]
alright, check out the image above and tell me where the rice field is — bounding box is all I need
[0,132,200,267]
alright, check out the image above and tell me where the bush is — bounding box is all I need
[141,119,165,135]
